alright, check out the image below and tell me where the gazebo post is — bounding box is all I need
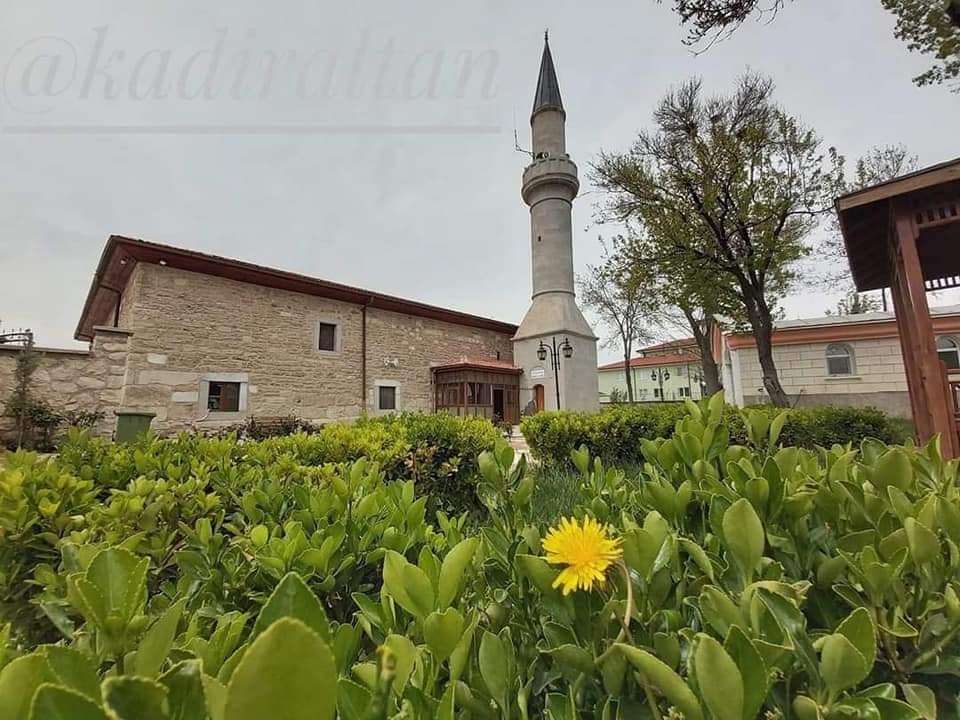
[888,199,958,456]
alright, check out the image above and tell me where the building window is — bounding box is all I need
[378,385,397,411]
[466,382,491,406]
[208,381,241,412]
[678,387,691,398]
[937,336,960,370]
[826,343,854,376]
[317,322,337,352]
[653,387,661,399]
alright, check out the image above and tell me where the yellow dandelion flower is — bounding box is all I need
[542,516,623,595]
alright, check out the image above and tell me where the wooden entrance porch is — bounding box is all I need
[432,359,522,425]
[837,158,960,457]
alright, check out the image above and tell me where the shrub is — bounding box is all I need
[3,396,959,718]
[522,400,908,466]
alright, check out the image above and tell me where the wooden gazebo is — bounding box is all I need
[837,158,960,457]
[431,358,522,425]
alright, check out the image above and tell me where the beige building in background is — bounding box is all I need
[721,307,960,416]
[0,236,518,437]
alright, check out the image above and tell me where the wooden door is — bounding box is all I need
[534,384,545,413]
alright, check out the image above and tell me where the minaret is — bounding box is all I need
[513,34,599,412]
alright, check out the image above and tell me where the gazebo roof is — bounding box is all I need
[836,157,960,292]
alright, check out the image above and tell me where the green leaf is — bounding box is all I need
[545,644,595,675]
[0,653,54,720]
[424,608,465,661]
[615,644,704,720]
[437,538,479,610]
[250,525,269,547]
[900,684,936,720]
[336,679,371,720]
[200,676,225,720]
[693,634,743,720]
[86,547,149,619]
[251,573,330,643]
[515,554,560,595]
[102,677,170,720]
[904,518,939,566]
[479,630,509,709]
[382,634,416,695]
[134,599,185,678]
[873,448,913,492]
[41,646,100,701]
[436,685,455,720]
[871,697,922,720]
[836,607,876,671]
[724,626,767,720]
[382,551,434,620]
[820,633,868,694]
[768,411,788,449]
[224,618,336,720]
[722,499,765,582]
[159,660,207,720]
[30,685,109,720]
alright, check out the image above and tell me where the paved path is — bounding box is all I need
[506,425,534,465]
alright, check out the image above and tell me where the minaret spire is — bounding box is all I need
[513,33,599,412]
[532,32,564,118]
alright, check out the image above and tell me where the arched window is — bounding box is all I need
[825,343,854,376]
[937,336,960,370]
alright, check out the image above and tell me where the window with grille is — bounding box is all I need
[826,344,854,376]
[318,322,337,352]
[937,337,960,370]
[207,381,241,412]
[378,385,397,411]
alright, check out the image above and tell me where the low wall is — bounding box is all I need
[0,327,131,443]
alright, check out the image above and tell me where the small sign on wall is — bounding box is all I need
[530,366,546,380]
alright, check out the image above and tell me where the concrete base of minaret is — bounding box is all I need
[513,292,599,412]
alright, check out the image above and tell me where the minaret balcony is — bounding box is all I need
[521,156,580,205]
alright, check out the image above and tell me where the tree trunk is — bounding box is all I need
[682,307,723,397]
[699,318,723,396]
[743,290,790,407]
[621,334,635,403]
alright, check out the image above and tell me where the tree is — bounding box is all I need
[578,239,655,403]
[593,73,843,407]
[853,144,920,189]
[658,0,960,90]
[615,232,731,396]
[828,289,882,315]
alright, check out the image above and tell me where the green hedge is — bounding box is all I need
[60,412,501,514]
[521,401,909,466]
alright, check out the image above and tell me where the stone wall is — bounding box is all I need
[115,263,514,432]
[0,328,130,442]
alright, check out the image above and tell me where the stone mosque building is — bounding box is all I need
[0,37,599,437]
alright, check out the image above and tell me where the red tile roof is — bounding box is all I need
[76,236,519,341]
[431,357,522,374]
[598,352,702,371]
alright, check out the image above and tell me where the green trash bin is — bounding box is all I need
[114,410,156,443]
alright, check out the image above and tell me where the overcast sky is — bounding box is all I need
[0,0,957,362]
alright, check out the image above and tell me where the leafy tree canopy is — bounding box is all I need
[659,0,960,90]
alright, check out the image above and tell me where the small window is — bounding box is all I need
[208,381,241,412]
[826,344,853,376]
[937,337,960,370]
[653,387,661,398]
[318,322,337,352]
[378,385,397,411]
[678,387,691,398]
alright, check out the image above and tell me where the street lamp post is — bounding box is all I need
[651,367,670,402]
[538,336,573,410]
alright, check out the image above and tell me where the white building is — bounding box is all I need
[598,339,706,403]
[720,306,960,416]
